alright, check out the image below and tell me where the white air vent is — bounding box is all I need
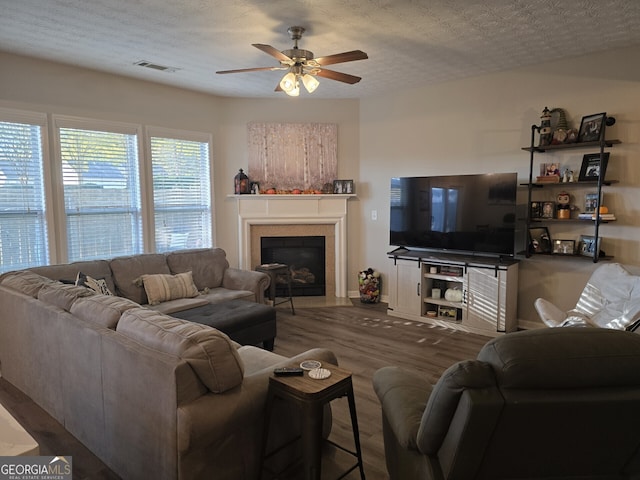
[134,60,179,73]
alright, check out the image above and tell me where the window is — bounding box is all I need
[0,117,49,273]
[58,124,142,261]
[1,112,214,268]
[150,134,212,252]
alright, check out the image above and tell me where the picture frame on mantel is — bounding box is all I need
[333,179,354,194]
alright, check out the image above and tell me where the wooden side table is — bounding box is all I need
[256,263,295,314]
[260,364,365,480]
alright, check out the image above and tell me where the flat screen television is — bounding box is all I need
[390,173,518,258]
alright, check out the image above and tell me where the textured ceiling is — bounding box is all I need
[2,0,640,99]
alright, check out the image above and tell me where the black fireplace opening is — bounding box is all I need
[261,236,326,297]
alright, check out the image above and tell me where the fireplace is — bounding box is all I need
[234,194,353,298]
[261,236,326,297]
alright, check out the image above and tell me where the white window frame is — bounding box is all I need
[0,107,55,269]
[144,126,215,251]
[52,115,146,263]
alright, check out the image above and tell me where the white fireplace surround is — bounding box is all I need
[233,194,354,298]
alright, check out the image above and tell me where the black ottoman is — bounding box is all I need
[172,299,277,351]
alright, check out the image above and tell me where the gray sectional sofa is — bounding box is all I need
[0,248,338,479]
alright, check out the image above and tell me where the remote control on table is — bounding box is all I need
[273,367,304,376]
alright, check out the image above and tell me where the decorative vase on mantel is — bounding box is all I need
[234,169,250,194]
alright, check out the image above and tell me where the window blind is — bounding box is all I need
[0,121,49,272]
[150,136,211,252]
[59,127,142,261]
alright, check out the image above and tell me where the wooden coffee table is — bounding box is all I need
[260,363,365,480]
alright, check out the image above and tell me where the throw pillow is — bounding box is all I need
[76,271,114,296]
[139,271,199,305]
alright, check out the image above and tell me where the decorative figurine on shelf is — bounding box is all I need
[562,169,574,183]
[234,168,250,195]
[550,108,569,145]
[539,107,552,147]
[556,191,571,219]
[444,288,463,302]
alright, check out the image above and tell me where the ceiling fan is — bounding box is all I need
[216,26,368,96]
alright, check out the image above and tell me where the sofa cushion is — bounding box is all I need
[139,271,199,305]
[166,248,228,290]
[0,271,57,297]
[37,282,96,311]
[29,260,116,294]
[70,294,140,329]
[117,308,244,393]
[110,253,171,304]
[199,287,255,304]
[146,297,209,315]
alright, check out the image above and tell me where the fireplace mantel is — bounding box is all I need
[232,194,355,298]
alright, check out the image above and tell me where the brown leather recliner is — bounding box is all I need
[373,327,640,480]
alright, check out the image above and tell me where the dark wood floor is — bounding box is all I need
[0,301,491,479]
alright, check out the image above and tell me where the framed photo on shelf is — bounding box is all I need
[540,201,555,219]
[530,201,542,219]
[579,235,600,257]
[528,226,552,254]
[584,192,599,213]
[578,153,609,182]
[553,239,575,255]
[577,112,606,143]
[539,162,560,177]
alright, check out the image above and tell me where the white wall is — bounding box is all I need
[359,45,640,325]
[2,46,639,325]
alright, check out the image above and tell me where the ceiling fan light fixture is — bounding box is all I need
[279,71,297,93]
[217,26,368,95]
[302,73,319,93]
[287,82,300,97]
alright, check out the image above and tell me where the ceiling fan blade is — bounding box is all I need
[314,68,362,84]
[312,50,368,66]
[252,44,294,64]
[216,66,286,74]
